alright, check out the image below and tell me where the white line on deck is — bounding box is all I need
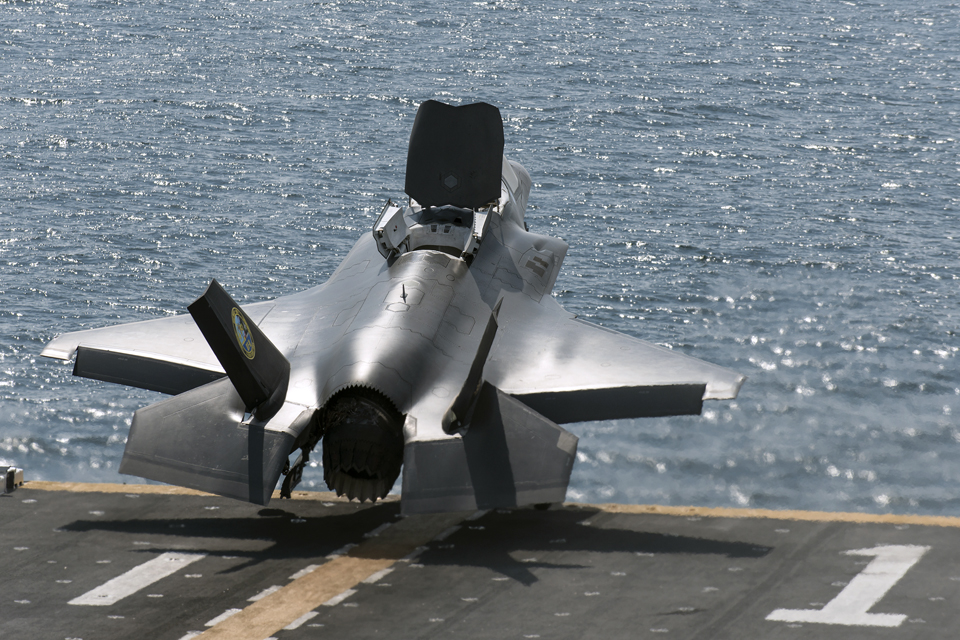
[69,552,206,606]
[289,564,321,580]
[205,608,243,626]
[284,611,319,630]
[362,568,394,584]
[322,588,356,606]
[248,585,283,601]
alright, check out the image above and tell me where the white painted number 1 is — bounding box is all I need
[767,544,930,627]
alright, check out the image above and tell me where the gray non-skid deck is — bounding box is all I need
[3,483,959,639]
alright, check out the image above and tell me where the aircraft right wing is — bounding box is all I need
[484,294,745,424]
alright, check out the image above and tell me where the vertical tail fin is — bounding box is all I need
[188,279,290,420]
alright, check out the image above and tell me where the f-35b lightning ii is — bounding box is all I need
[42,101,744,514]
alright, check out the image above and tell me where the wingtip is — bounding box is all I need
[703,373,747,401]
[40,341,76,361]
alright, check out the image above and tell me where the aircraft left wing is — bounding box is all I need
[40,302,272,396]
[485,294,745,424]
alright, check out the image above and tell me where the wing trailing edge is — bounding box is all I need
[72,346,225,396]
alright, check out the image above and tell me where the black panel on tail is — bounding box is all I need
[405,100,504,210]
[188,279,290,420]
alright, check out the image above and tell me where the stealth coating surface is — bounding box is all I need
[42,146,744,509]
[401,383,578,515]
[119,377,311,505]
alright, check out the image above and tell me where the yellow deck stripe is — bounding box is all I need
[23,481,398,503]
[26,482,960,527]
[587,502,960,528]
[196,510,467,640]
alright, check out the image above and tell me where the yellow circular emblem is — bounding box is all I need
[231,308,256,360]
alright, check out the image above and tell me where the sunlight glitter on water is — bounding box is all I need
[2,0,958,515]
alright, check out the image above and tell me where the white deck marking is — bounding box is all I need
[248,585,283,601]
[205,608,242,626]
[284,611,319,630]
[69,552,206,606]
[322,588,356,606]
[362,568,394,584]
[325,543,356,559]
[767,544,930,627]
[399,545,428,562]
[289,564,321,580]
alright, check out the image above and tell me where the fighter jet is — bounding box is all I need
[42,101,745,514]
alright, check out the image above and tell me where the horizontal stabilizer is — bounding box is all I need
[188,279,290,419]
[119,377,313,505]
[401,382,578,515]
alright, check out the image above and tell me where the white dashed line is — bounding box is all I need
[363,523,392,538]
[325,543,356,559]
[284,611,319,630]
[289,564,321,580]
[249,585,283,601]
[362,568,394,584]
[205,608,242,626]
[69,552,206,606]
[322,588,356,606]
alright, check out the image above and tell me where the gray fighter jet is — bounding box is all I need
[42,101,744,514]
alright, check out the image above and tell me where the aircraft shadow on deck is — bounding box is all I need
[415,508,771,585]
[60,504,771,584]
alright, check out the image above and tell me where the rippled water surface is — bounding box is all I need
[2,0,958,515]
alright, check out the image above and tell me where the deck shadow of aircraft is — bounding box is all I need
[60,503,771,584]
[59,500,404,573]
[412,507,772,586]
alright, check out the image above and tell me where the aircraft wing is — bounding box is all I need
[40,302,274,396]
[484,294,745,424]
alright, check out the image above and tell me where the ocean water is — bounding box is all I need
[2,0,957,515]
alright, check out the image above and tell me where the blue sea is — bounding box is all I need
[2,0,957,515]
